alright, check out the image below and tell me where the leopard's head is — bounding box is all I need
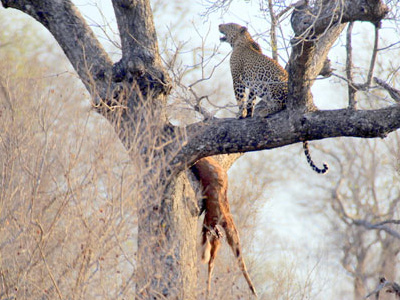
[219,23,248,47]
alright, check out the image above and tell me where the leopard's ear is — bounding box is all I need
[240,26,247,34]
[250,41,262,53]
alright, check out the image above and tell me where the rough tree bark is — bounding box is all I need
[0,0,395,298]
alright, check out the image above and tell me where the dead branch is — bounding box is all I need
[346,22,357,109]
[365,277,400,299]
[268,0,278,61]
[276,0,307,20]
[374,77,400,102]
[352,219,400,240]
[343,20,381,108]
[366,23,380,87]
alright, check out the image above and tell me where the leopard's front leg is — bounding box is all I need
[246,89,256,118]
[232,75,248,119]
[233,81,247,118]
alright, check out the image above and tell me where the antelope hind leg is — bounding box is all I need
[223,219,258,297]
[206,237,221,299]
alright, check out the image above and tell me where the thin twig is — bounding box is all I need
[346,22,357,109]
[338,21,381,103]
[378,40,400,52]
[366,23,380,87]
[268,0,278,61]
[187,52,230,89]
[188,88,215,120]
[34,221,64,300]
[374,77,400,102]
[276,0,306,20]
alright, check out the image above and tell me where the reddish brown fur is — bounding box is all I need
[192,157,257,298]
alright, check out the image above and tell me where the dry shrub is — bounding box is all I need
[0,35,139,299]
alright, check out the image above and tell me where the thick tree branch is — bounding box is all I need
[112,0,160,66]
[110,0,170,99]
[291,0,388,37]
[169,105,400,175]
[1,0,171,125]
[287,0,387,112]
[1,0,114,103]
[288,22,346,111]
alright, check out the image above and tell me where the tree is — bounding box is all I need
[309,137,400,299]
[0,0,399,298]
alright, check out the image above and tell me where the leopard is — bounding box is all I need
[219,23,328,174]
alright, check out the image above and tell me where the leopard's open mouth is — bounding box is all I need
[219,26,227,42]
[219,32,227,42]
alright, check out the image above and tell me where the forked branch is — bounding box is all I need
[374,77,400,102]
[366,277,400,299]
[343,21,381,109]
[287,0,387,111]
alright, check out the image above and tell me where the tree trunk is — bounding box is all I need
[379,236,400,283]
[136,172,199,299]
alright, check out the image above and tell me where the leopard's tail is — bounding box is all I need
[303,141,329,174]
